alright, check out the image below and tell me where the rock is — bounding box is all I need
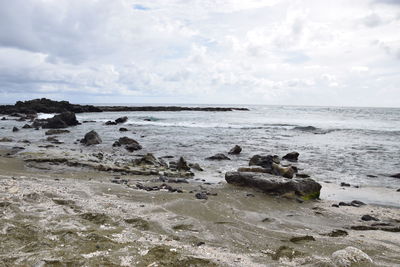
[228,145,242,155]
[195,192,208,200]
[397,189,400,192]
[119,136,139,145]
[80,130,102,145]
[225,171,321,200]
[1,117,6,120]
[45,129,70,135]
[338,202,352,206]
[133,153,163,166]
[22,124,31,129]
[271,246,304,261]
[115,116,128,124]
[176,157,190,171]
[282,151,299,162]
[237,167,269,173]
[0,137,13,142]
[249,155,274,170]
[296,173,310,178]
[206,153,230,160]
[340,182,351,187]
[42,112,79,128]
[119,127,128,131]
[189,163,204,171]
[289,235,315,243]
[366,174,377,178]
[12,126,19,132]
[118,137,142,151]
[326,229,348,237]
[112,141,121,147]
[361,215,379,221]
[390,173,400,178]
[351,200,366,207]
[271,163,295,178]
[32,119,48,128]
[105,121,117,125]
[331,246,373,267]
[126,144,143,152]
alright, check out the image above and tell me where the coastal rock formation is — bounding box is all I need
[282,151,299,162]
[80,130,102,145]
[42,112,79,129]
[225,171,321,200]
[206,153,230,160]
[228,145,242,155]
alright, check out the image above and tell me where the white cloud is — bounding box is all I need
[0,0,399,106]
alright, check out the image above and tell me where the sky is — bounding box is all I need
[0,0,399,107]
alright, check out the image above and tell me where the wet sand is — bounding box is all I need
[1,150,400,266]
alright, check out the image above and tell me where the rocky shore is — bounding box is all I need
[0,102,400,266]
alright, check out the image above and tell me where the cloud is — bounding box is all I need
[0,0,399,107]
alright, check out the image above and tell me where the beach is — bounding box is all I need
[0,100,400,266]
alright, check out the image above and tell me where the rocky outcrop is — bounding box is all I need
[282,152,299,162]
[225,172,321,200]
[115,116,128,124]
[206,153,230,160]
[228,145,242,155]
[80,130,102,145]
[42,112,79,129]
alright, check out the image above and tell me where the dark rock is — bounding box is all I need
[189,163,204,171]
[105,121,117,125]
[390,173,400,178]
[296,173,310,178]
[282,152,299,162]
[80,130,102,145]
[289,235,315,243]
[332,204,340,208]
[361,215,379,221]
[338,202,351,206]
[351,200,366,207]
[195,192,208,200]
[126,144,143,152]
[115,116,128,124]
[326,229,348,237]
[119,136,140,145]
[22,124,31,129]
[119,127,128,132]
[249,155,273,170]
[111,179,128,185]
[271,163,295,178]
[42,112,79,129]
[225,172,321,200]
[32,119,48,128]
[196,241,205,246]
[246,193,255,197]
[133,153,163,166]
[1,117,6,120]
[206,153,230,160]
[176,157,190,171]
[397,189,400,192]
[12,127,19,132]
[367,175,377,178]
[228,145,242,155]
[112,141,121,147]
[340,182,351,187]
[45,129,70,135]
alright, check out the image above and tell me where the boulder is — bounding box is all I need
[176,157,190,171]
[331,246,373,267]
[118,137,142,151]
[119,136,139,145]
[80,130,102,145]
[115,116,128,124]
[282,152,299,162]
[22,124,31,129]
[249,155,274,170]
[228,145,242,155]
[12,127,19,132]
[225,171,321,200]
[119,127,128,132]
[206,153,230,160]
[105,121,117,125]
[42,112,79,129]
[45,129,70,135]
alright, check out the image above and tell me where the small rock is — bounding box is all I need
[326,229,348,237]
[340,182,351,187]
[105,121,117,125]
[249,155,273,169]
[331,246,373,267]
[195,192,208,200]
[289,235,315,243]
[282,151,299,162]
[112,141,121,147]
[390,173,400,178]
[228,145,242,155]
[176,157,190,171]
[296,173,310,178]
[338,202,351,206]
[12,126,19,132]
[119,127,128,131]
[22,124,31,129]
[246,193,255,197]
[115,116,128,124]
[332,204,340,208]
[206,153,230,160]
[361,215,379,221]
[80,130,102,145]
[45,129,70,135]
[351,200,366,207]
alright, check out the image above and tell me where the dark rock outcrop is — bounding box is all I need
[206,153,230,160]
[118,137,142,151]
[22,124,31,129]
[42,112,79,129]
[282,152,299,162]
[12,127,19,132]
[81,130,102,145]
[115,116,128,124]
[249,155,274,170]
[228,145,242,155]
[361,215,379,221]
[225,171,321,200]
[390,173,400,178]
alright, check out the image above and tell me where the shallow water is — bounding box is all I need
[1,105,400,190]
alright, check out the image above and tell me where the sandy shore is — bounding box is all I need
[0,149,399,266]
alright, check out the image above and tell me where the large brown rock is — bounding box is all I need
[81,130,102,145]
[225,171,321,200]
